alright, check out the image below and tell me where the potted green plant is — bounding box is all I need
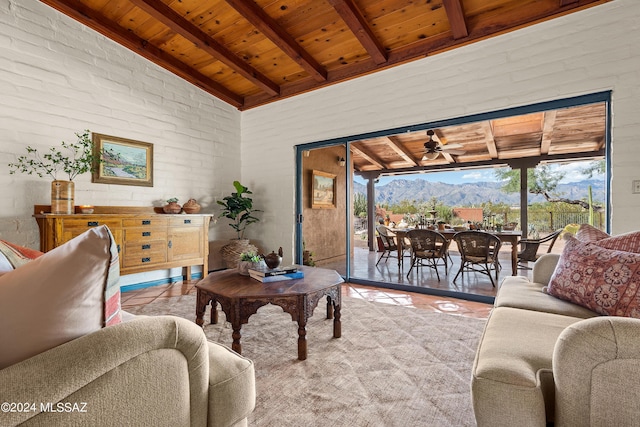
[237,251,265,275]
[217,181,261,239]
[217,181,261,268]
[8,130,99,214]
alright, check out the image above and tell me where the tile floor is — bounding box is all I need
[121,279,493,319]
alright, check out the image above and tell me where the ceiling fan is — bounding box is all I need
[422,130,466,160]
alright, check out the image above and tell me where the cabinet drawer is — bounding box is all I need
[62,218,122,231]
[124,228,168,243]
[170,217,204,227]
[123,243,167,268]
[122,218,168,228]
[61,227,122,247]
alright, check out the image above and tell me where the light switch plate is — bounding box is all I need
[634,180,640,194]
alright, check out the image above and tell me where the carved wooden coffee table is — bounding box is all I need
[196,265,343,360]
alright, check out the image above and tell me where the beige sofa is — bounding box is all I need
[472,254,640,427]
[0,315,256,427]
[0,227,255,427]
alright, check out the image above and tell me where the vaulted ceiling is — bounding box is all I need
[40,0,610,110]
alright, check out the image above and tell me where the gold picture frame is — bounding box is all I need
[92,133,153,187]
[311,170,336,209]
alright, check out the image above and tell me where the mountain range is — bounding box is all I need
[353,179,605,207]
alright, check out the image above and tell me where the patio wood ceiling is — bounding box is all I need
[39,0,610,110]
[350,102,606,174]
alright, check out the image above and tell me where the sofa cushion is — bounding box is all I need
[0,240,43,274]
[0,225,121,369]
[547,236,640,318]
[594,230,640,253]
[575,223,609,243]
[496,276,599,319]
[472,306,584,426]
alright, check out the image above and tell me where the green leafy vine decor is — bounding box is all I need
[8,130,99,181]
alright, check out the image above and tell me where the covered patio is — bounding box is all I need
[321,230,566,303]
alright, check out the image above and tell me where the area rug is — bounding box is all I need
[127,294,486,426]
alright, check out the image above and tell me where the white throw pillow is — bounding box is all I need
[0,226,119,369]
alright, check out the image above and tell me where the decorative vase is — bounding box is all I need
[237,260,265,276]
[263,247,283,269]
[163,201,182,214]
[221,239,258,269]
[51,180,74,214]
[182,198,201,214]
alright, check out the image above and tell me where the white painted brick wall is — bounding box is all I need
[242,0,640,259]
[3,0,640,278]
[0,0,241,271]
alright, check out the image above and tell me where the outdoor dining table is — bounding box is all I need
[390,228,522,276]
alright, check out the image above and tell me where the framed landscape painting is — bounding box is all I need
[92,133,153,187]
[311,170,336,209]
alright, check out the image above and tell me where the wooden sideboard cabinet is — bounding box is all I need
[33,205,212,280]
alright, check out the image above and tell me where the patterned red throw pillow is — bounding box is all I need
[547,236,640,318]
[575,223,609,243]
[594,231,640,254]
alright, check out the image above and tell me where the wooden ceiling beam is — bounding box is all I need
[442,0,469,39]
[480,122,498,158]
[377,150,605,176]
[224,0,327,82]
[38,0,244,107]
[386,136,419,166]
[541,111,558,154]
[441,152,456,163]
[129,0,280,96]
[350,145,386,170]
[326,0,387,65]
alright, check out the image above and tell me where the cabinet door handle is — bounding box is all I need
[141,257,151,263]
[142,220,151,225]
[184,219,191,224]
[142,232,151,237]
[87,221,99,226]
[168,240,172,249]
[141,244,151,250]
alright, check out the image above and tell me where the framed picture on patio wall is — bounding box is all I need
[311,170,336,209]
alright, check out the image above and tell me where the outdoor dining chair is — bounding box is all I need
[405,229,450,281]
[517,229,562,269]
[453,231,502,287]
[375,225,409,266]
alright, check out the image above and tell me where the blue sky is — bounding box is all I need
[353,160,603,186]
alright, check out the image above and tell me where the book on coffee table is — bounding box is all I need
[249,270,304,283]
[247,265,298,277]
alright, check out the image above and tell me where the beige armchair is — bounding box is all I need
[0,315,255,427]
[554,316,640,426]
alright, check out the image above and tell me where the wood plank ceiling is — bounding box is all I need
[39,0,610,110]
[349,102,606,174]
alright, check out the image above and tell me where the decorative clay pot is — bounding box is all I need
[182,198,201,214]
[163,201,182,214]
